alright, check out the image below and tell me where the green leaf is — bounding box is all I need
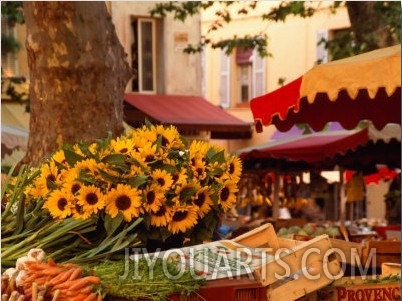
[101,153,127,166]
[63,149,86,166]
[179,186,196,202]
[128,175,149,188]
[208,149,225,164]
[104,213,123,236]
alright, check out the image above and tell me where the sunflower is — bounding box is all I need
[34,161,61,195]
[50,150,68,166]
[75,158,101,177]
[218,180,239,212]
[110,136,135,156]
[71,198,92,219]
[136,142,159,167]
[193,186,213,218]
[153,124,185,150]
[189,140,209,161]
[77,185,105,215]
[150,204,173,227]
[142,184,165,213]
[190,158,207,181]
[105,184,142,222]
[62,167,82,195]
[171,167,188,186]
[225,155,242,182]
[151,169,174,192]
[43,188,73,219]
[168,205,199,234]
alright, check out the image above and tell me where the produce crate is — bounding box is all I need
[168,276,267,301]
[361,240,401,269]
[312,275,401,301]
[232,223,342,301]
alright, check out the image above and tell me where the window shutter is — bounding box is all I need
[219,50,230,108]
[316,29,329,64]
[252,49,266,98]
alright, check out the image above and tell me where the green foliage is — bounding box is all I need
[1,34,21,54]
[1,1,25,24]
[150,1,400,60]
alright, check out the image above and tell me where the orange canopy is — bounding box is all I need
[251,45,401,132]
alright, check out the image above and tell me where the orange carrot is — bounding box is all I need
[47,258,57,266]
[69,293,90,301]
[68,278,92,291]
[48,268,75,286]
[68,267,83,281]
[83,293,97,301]
[96,294,102,301]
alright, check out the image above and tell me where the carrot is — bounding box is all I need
[69,293,90,301]
[96,294,102,301]
[48,268,75,286]
[68,278,92,291]
[80,276,100,285]
[47,258,57,267]
[68,267,83,281]
[83,293,97,301]
[78,285,94,295]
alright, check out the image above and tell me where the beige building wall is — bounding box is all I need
[109,1,202,96]
[200,1,350,151]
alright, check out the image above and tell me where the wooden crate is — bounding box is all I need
[361,240,401,268]
[312,276,401,301]
[233,223,342,301]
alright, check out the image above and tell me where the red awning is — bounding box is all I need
[235,124,401,172]
[250,45,401,132]
[124,93,253,139]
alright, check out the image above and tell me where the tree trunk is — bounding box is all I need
[22,2,132,167]
[345,2,397,50]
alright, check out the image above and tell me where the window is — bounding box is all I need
[219,50,230,108]
[1,18,19,76]
[239,64,252,103]
[131,18,156,93]
[219,48,266,107]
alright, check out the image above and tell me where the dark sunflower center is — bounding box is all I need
[116,195,131,210]
[172,210,188,222]
[220,187,230,202]
[157,178,165,186]
[228,163,235,174]
[119,147,128,154]
[196,168,204,177]
[86,192,99,205]
[71,183,81,195]
[145,155,155,162]
[161,136,169,147]
[75,203,84,214]
[194,193,205,207]
[155,205,166,216]
[47,174,56,182]
[146,191,156,204]
[57,198,68,211]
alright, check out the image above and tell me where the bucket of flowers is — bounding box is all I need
[1,121,243,268]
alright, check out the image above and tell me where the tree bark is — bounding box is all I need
[345,2,397,50]
[22,1,132,167]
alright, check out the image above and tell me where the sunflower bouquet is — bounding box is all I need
[2,122,242,267]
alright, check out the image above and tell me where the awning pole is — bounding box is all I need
[273,169,280,219]
[339,168,346,226]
